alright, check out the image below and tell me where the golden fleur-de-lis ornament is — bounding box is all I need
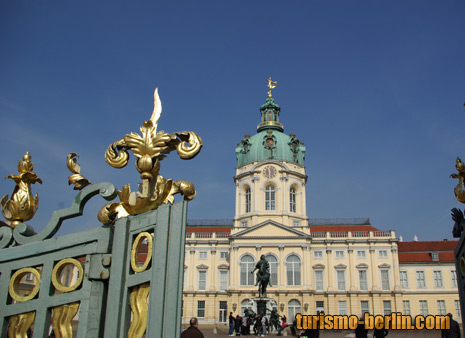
[98,87,202,224]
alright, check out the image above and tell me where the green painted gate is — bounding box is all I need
[0,183,187,337]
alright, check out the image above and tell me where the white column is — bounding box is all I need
[279,246,285,287]
[210,248,217,291]
[188,249,195,290]
[369,247,378,291]
[326,247,333,291]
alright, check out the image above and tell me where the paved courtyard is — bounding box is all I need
[189,324,453,338]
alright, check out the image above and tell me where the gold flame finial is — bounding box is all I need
[266,77,277,98]
[1,152,42,228]
[100,87,203,224]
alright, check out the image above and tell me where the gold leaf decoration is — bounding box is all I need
[51,302,80,338]
[67,153,91,190]
[99,87,202,219]
[128,283,150,338]
[1,152,42,228]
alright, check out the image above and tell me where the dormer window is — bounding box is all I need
[431,252,439,261]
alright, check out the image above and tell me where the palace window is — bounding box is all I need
[245,188,251,213]
[197,301,205,318]
[314,251,323,259]
[199,251,208,260]
[357,250,366,258]
[198,270,207,291]
[400,271,408,288]
[359,270,368,291]
[241,221,248,228]
[416,271,426,288]
[288,299,301,320]
[240,255,255,286]
[265,185,275,211]
[286,255,301,286]
[437,300,446,315]
[316,301,324,313]
[434,270,443,288]
[314,270,324,291]
[290,188,296,212]
[220,251,229,260]
[419,300,428,316]
[337,270,346,291]
[452,270,457,288]
[338,301,347,315]
[383,301,391,315]
[335,251,345,259]
[219,271,228,291]
[361,301,369,315]
[403,301,410,315]
[265,254,278,286]
[381,270,390,290]
[456,300,461,319]
[378,250,388,258]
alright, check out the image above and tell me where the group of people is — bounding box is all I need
[228,312,288,336]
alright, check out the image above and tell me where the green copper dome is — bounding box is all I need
[235,97,306,167]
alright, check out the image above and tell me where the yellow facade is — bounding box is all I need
[182,94,460,325]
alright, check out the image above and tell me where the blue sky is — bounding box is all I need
[1,1,465,241]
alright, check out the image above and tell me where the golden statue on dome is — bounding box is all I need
[266,77,277,98]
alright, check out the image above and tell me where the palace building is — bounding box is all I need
[181,85,460,325]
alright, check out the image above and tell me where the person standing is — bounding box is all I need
[373,327,388,338]
[235,314,241,336]
[261,315,268,336]
[181,317,204,338]
[228,312,235,336]
[441,313,461,338]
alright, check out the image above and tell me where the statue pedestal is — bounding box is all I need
[251,297,274,317]
[256,299,267,317]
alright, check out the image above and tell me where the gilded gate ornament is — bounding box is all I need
[1,152,42,228]
[451,157,465,203]
[67,153,91,190]
[99,87,202,224]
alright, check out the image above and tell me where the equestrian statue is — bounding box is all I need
[250,255,272,297]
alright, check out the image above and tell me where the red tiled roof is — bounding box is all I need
[186,227,231,233]
[398,241,458,252]
[398,241,457,263]
[310,225,380,232]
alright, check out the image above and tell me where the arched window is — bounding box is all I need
[241,299,253,316]
[286,255,301,286]
[245,188,251,213]
[290,188,296,212]
[240,255,255,286]
[265,185,275,211]
[288,299,301,320]
[265,254,278,286]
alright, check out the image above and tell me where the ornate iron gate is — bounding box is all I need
[0,183,188,337]
[0,87,202,337]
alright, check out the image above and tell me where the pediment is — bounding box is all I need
[356,263,369,269]
[231,220,309,239]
